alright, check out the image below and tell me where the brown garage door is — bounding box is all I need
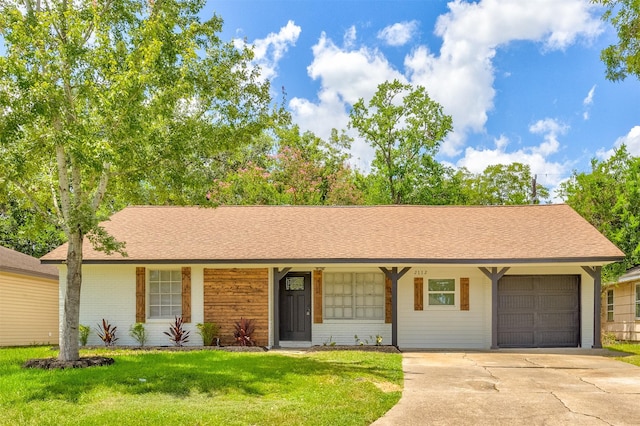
[498,275,580,348]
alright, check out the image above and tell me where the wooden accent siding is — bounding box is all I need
[136,267,146,323]
[460,277,470,311]
[204,268,269,346]
[385,276,392,323]
[414,277,424,310]
[313,269,323,323]
[182,267,191,323]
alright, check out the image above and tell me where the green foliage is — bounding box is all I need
[129,323,147,347]
[606,342,640,367]
[96,319,118,347]
[234,318,256,346]
[0,0,282,360]
[0,347,402,425]
[164,316,190,347]
[460,163,550,205]
[78,324,91,347]
[349,79,453,204]
[594,0,640,81]
[558,145,640,280]
[196,322,220,346]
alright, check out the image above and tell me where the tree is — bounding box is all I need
[558,146,640,280]
[0,0,279,361]
[349,79,453,204]
[594,0,640,81]
[461,163,550,205]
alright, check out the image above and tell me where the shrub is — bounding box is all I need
[196,322,220,346]
[79,324,91,346]
[129,323,148,347]
[233,318,256,346]
[96,319,118,346]
[164,316,190,347]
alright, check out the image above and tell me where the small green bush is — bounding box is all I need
[196,322,220,346]
[129,323,148,347]
[79,324,91,346]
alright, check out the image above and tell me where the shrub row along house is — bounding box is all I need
[1,246,59,346]
[41,204,624,349]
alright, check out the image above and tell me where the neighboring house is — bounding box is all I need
[41,204,623,349]
[601,266,640,342]
[0,246,59,346]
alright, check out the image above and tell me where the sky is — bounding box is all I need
[203,0,640,200]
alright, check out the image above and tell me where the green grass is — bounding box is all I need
[605,342,640,367]
[0,347,402,426]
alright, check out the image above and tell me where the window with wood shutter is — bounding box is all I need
[427,279,455,306]
[414,277,424,310]
[607,289,614,322]
[323,272,385,320]
[149,269,183,319]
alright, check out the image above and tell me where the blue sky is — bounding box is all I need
[204,0,640,199]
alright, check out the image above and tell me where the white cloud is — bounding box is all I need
[377,20,419,46]
[597,126,640,159]
[284,0,601,171]
[247,20,301,81]
[528,118,569,156]
[583,85,596,106]
[406,0,601,156]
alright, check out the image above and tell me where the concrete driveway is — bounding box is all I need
[373,350,640,426]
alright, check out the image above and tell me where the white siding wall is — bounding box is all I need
[312,323,392,346]
[59,265,204,347]
[398,267,490,349]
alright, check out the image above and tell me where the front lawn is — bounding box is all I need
[605,342,640,367]
[0,347,402,426]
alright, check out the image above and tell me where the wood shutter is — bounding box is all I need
[414,277,424,310]
[136,267,146,323]
[385,276,392,323]
[182,267,192,323]
[313,269,323,323]
[460,277,470,311]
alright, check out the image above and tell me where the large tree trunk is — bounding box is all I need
[58,231,83,361]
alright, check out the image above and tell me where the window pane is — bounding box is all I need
[171,270,182,281]
[150,306,160,317]
[150,270,159,281]
[149,294,160,305]
[160,270,171,281]
[429,279,455,292]
[161,282,171,293]
[149,269,182,319]
[149,282,159,293]
[429,293,455,305]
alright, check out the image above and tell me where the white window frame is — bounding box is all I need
[427,278,456,307]
[606,289,614,322]
[323,272,385,321]
[635,284,640,320]
[148,269,182,320]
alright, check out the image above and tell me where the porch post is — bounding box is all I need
[582,266,603,349]
[479,267,509,349]
[379,267,411,348]
[272,267,291,349]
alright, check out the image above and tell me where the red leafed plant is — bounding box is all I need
[96,319,119,346]
[234,318,256,346]
[164,316,190,347]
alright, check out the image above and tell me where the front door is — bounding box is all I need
[279,272,312,341]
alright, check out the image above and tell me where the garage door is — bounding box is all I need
[498,275,580,348]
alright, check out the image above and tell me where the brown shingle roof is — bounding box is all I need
[41,204,624,264]
[1,246,59,279]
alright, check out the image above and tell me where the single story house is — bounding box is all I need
[41,204,624,349]
[1,245,59,346]
[601,266,640,342]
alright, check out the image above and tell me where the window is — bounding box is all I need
[149,270,182,319]
[428,279,455,306]
[324,272,385,320]
[607,289,614,322]
[636,284,640,319]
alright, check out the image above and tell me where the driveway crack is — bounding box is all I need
[463,353,500,392]
[550,391,613,425]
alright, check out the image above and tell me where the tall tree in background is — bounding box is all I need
[0,0,279,361]
[461,163,550,205]
[559,146,640,279]
[349,80,453,204]
[594,0,640,81]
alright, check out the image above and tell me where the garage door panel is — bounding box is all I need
[498,275,580,348]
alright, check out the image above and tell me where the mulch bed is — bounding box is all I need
[308,345,401,353]
[23,356,115,370]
